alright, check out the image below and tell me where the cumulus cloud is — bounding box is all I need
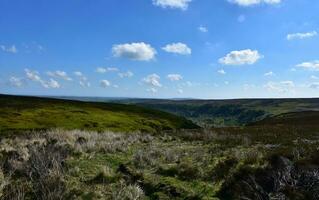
[112,42,156,61]
[264,81,295,93]
[217,69,226,75]
[219,49,262,65]
[167,74,183,81]
[264,71,274,76]
[118,71,134,78]
[74,71,90,87]
[25,68,60,89]
[8,77,25,87]
[198,26,208,33]
[96,67,119,73]
[296,61,319,71]
[43,79,60,89]
[287,31,317,40]
[47,70,72,81]
[25,69,42,82]
[143,74,162,87]
[0,45,18,53]
[228,0,281,6]
[177,89,183,94]
[162,43,191,55]
[100,80,111,88]
[152,0,192,10]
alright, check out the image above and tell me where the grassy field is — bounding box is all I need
[0,94,198,134]
[1,124,318,199]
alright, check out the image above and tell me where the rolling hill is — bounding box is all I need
[109,98,319,127]
[249,111,319,126]
[0,94,198,133]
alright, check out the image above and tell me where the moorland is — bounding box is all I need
[0,94,319,200]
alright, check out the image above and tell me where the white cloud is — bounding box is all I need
[112,42,156,61]
[310,75,318,80]
[100,80,111,88]
[25,69,41,82]
[287,31,317,40]
[152,0,192,10]
[264,71,274,76]
[74,71,83,76]
[47,70,72,81]
[25,69,61,89]
[167,74,183,81]
[238,15,246,23]
[96,67,119,73]
[162,43,191,55]
[198,26,208,33]
[118,71,134,78]
[219,49,262,65]
[8,77,24,87]
[0,45,17,53]
[147,88,158,93]
[143,74,162,87]
[224,81,229,85]
[264,81,295,93]
[228,0,281,6]
[177,89,184,94]
[74,71,90,87]
[296,61,319,71]
[217,69,226,75]
[309,82,319,89]
[43,79,60,89]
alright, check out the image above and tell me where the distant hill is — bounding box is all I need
[108,98,319,127]
[249,111,319,126]
[0,94,198,133]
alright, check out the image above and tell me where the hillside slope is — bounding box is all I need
[249,111,319,126]
[110,98,319,127]
[0,94,198,133]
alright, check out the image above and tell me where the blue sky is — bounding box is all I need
[1,0,319,99]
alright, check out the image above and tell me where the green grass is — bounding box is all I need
[0,94,198,133]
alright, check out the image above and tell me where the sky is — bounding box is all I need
[1,0,319,99]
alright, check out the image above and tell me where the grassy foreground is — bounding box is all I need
[0,94,198,133]
[1,126,318,199]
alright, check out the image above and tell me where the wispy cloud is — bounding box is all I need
[228,0,281,7]
[167,74,183,81]
[296,61,319,71]
[152,0,192,10]
[96,67,119,73]
[287,31,317,40]
[217,69,226,75]
[0,45,18,53]
[118,71,134,78]
[198,26,208,33]
[74,71,90,87]
[264,81,295,93]
[47,70,72,81]
[264,71,274,76]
